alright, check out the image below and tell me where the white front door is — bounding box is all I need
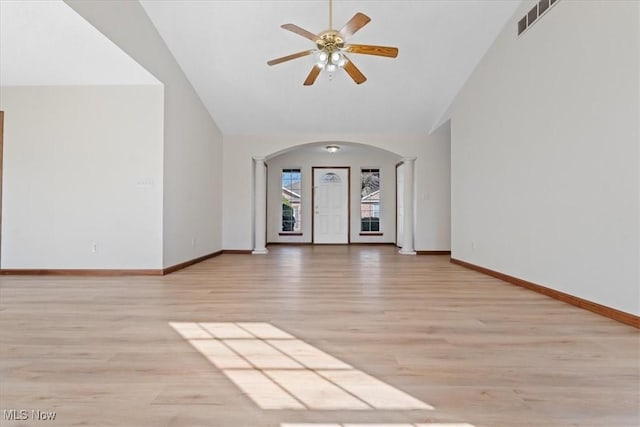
[313,167,349,244]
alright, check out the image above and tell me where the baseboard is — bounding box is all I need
[417,250,452,255]
[267,242,396,246]
[1,249,234,277]
[162,250,224,274]
[0,269,161,276]
[450,258,639,329]
[349,242,396,246]
[221,249,253,254]
[267,242,312,246]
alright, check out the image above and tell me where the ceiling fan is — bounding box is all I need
[267,0,398,85]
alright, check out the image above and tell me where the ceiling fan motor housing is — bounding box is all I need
[317,31,344,53]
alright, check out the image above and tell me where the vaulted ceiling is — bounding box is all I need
[139,0,520,134]
[1,0,521,135]
[0,0,158,86]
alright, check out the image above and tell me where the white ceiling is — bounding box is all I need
[0,0,158,86]
[140,0,521,135]
[0,0,520,135]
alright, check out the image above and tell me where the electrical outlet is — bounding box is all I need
[191,237,196,247]
[91,242,97,253]
[135,178,154,188]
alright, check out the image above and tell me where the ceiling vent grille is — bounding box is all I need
[518,0,559,36]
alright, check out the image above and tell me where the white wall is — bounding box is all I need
[266,144,400,244]
[66,0,224,268]
[450,1,640,315]
[223,128,451,251]
[0,85,163,269]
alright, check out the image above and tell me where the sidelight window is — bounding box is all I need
[360,168,380,232]
[281,169,301,233]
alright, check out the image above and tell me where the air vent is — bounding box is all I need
[539,0,550,14]
[517,0,560,36]
[527,5,538,24]
[518,16,527,35]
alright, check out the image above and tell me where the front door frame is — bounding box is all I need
[311,166,350,244]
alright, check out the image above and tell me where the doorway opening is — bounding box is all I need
[255,141,415,253]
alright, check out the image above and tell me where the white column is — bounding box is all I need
[399,157,417,255]
[252,157,268,254]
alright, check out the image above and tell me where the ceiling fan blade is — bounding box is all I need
[343,57,367,85]
[281,24,320,42]
[267,50,314,66]
[303,66,322,86]
[338,12,371,40]
[346,44,398,58]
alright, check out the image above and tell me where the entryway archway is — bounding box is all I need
[252,141,416,254]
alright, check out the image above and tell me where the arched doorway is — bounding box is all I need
[252,141,417,254]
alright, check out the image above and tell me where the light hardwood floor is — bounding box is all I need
[0,246,638,427]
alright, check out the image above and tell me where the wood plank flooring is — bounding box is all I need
[0,246,638,427]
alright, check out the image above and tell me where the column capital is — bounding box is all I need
[401,156,417,163]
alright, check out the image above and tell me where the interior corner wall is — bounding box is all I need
[0,85,163,269]
[418,122,451,251]
[222,133,451,251]
[450,1,640,315]
[66,0,224,268]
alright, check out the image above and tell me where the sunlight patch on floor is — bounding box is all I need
[265,369,370,410]
[281,424,476,427]
[169,322,434,411]
[224,369,305,409]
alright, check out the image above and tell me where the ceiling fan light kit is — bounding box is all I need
[316,48,346,73]
[267,0,398,85]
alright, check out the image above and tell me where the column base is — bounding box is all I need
[252,249,269,255]
[398,249,417,255]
